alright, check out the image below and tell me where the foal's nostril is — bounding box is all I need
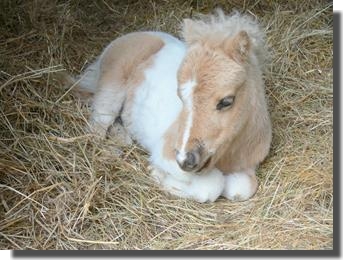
[176,151,199,171]
[185,152,196,168]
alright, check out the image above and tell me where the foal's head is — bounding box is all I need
[174,29,253,173]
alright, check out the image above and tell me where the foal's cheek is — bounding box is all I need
[205,124,222,147]
[215,120,234,144]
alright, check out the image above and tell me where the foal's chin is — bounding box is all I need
[196,156,213,173]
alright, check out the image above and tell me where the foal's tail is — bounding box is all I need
[56,58,101,103]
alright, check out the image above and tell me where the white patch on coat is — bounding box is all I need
[128,32,186,153]
[176,79,197,163]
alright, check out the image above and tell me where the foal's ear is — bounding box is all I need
[223,31,251,63]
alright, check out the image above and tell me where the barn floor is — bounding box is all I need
[0,0,333,250]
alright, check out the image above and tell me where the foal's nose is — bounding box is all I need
[176,150,199,172]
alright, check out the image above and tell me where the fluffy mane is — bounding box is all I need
[180,9,269,68]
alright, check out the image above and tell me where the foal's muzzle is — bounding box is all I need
[175,148,211,173]
[176,151,199,172]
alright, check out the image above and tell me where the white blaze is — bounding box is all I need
[177,79,197,162]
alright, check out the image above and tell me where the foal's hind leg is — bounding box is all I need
[108,118,133,145]
[89,80,126,138]
[88,32,165,139]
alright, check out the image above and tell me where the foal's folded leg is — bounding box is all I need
[222,168,258,201]
[151,167,225,203]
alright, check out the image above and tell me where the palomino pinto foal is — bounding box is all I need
[72,10,272,203]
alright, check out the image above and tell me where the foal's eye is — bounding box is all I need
[216,96,235,110]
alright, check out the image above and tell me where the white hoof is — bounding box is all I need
[108,123,133,145]
[88,118,109,138]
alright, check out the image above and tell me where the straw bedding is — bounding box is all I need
[0,0,333,250]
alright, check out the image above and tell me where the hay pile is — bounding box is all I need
[0,0,333,250]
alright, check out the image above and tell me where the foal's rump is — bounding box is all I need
[68,32,168,104]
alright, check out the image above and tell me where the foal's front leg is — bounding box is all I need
[221,168,258,201]
[151,166,225,203]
